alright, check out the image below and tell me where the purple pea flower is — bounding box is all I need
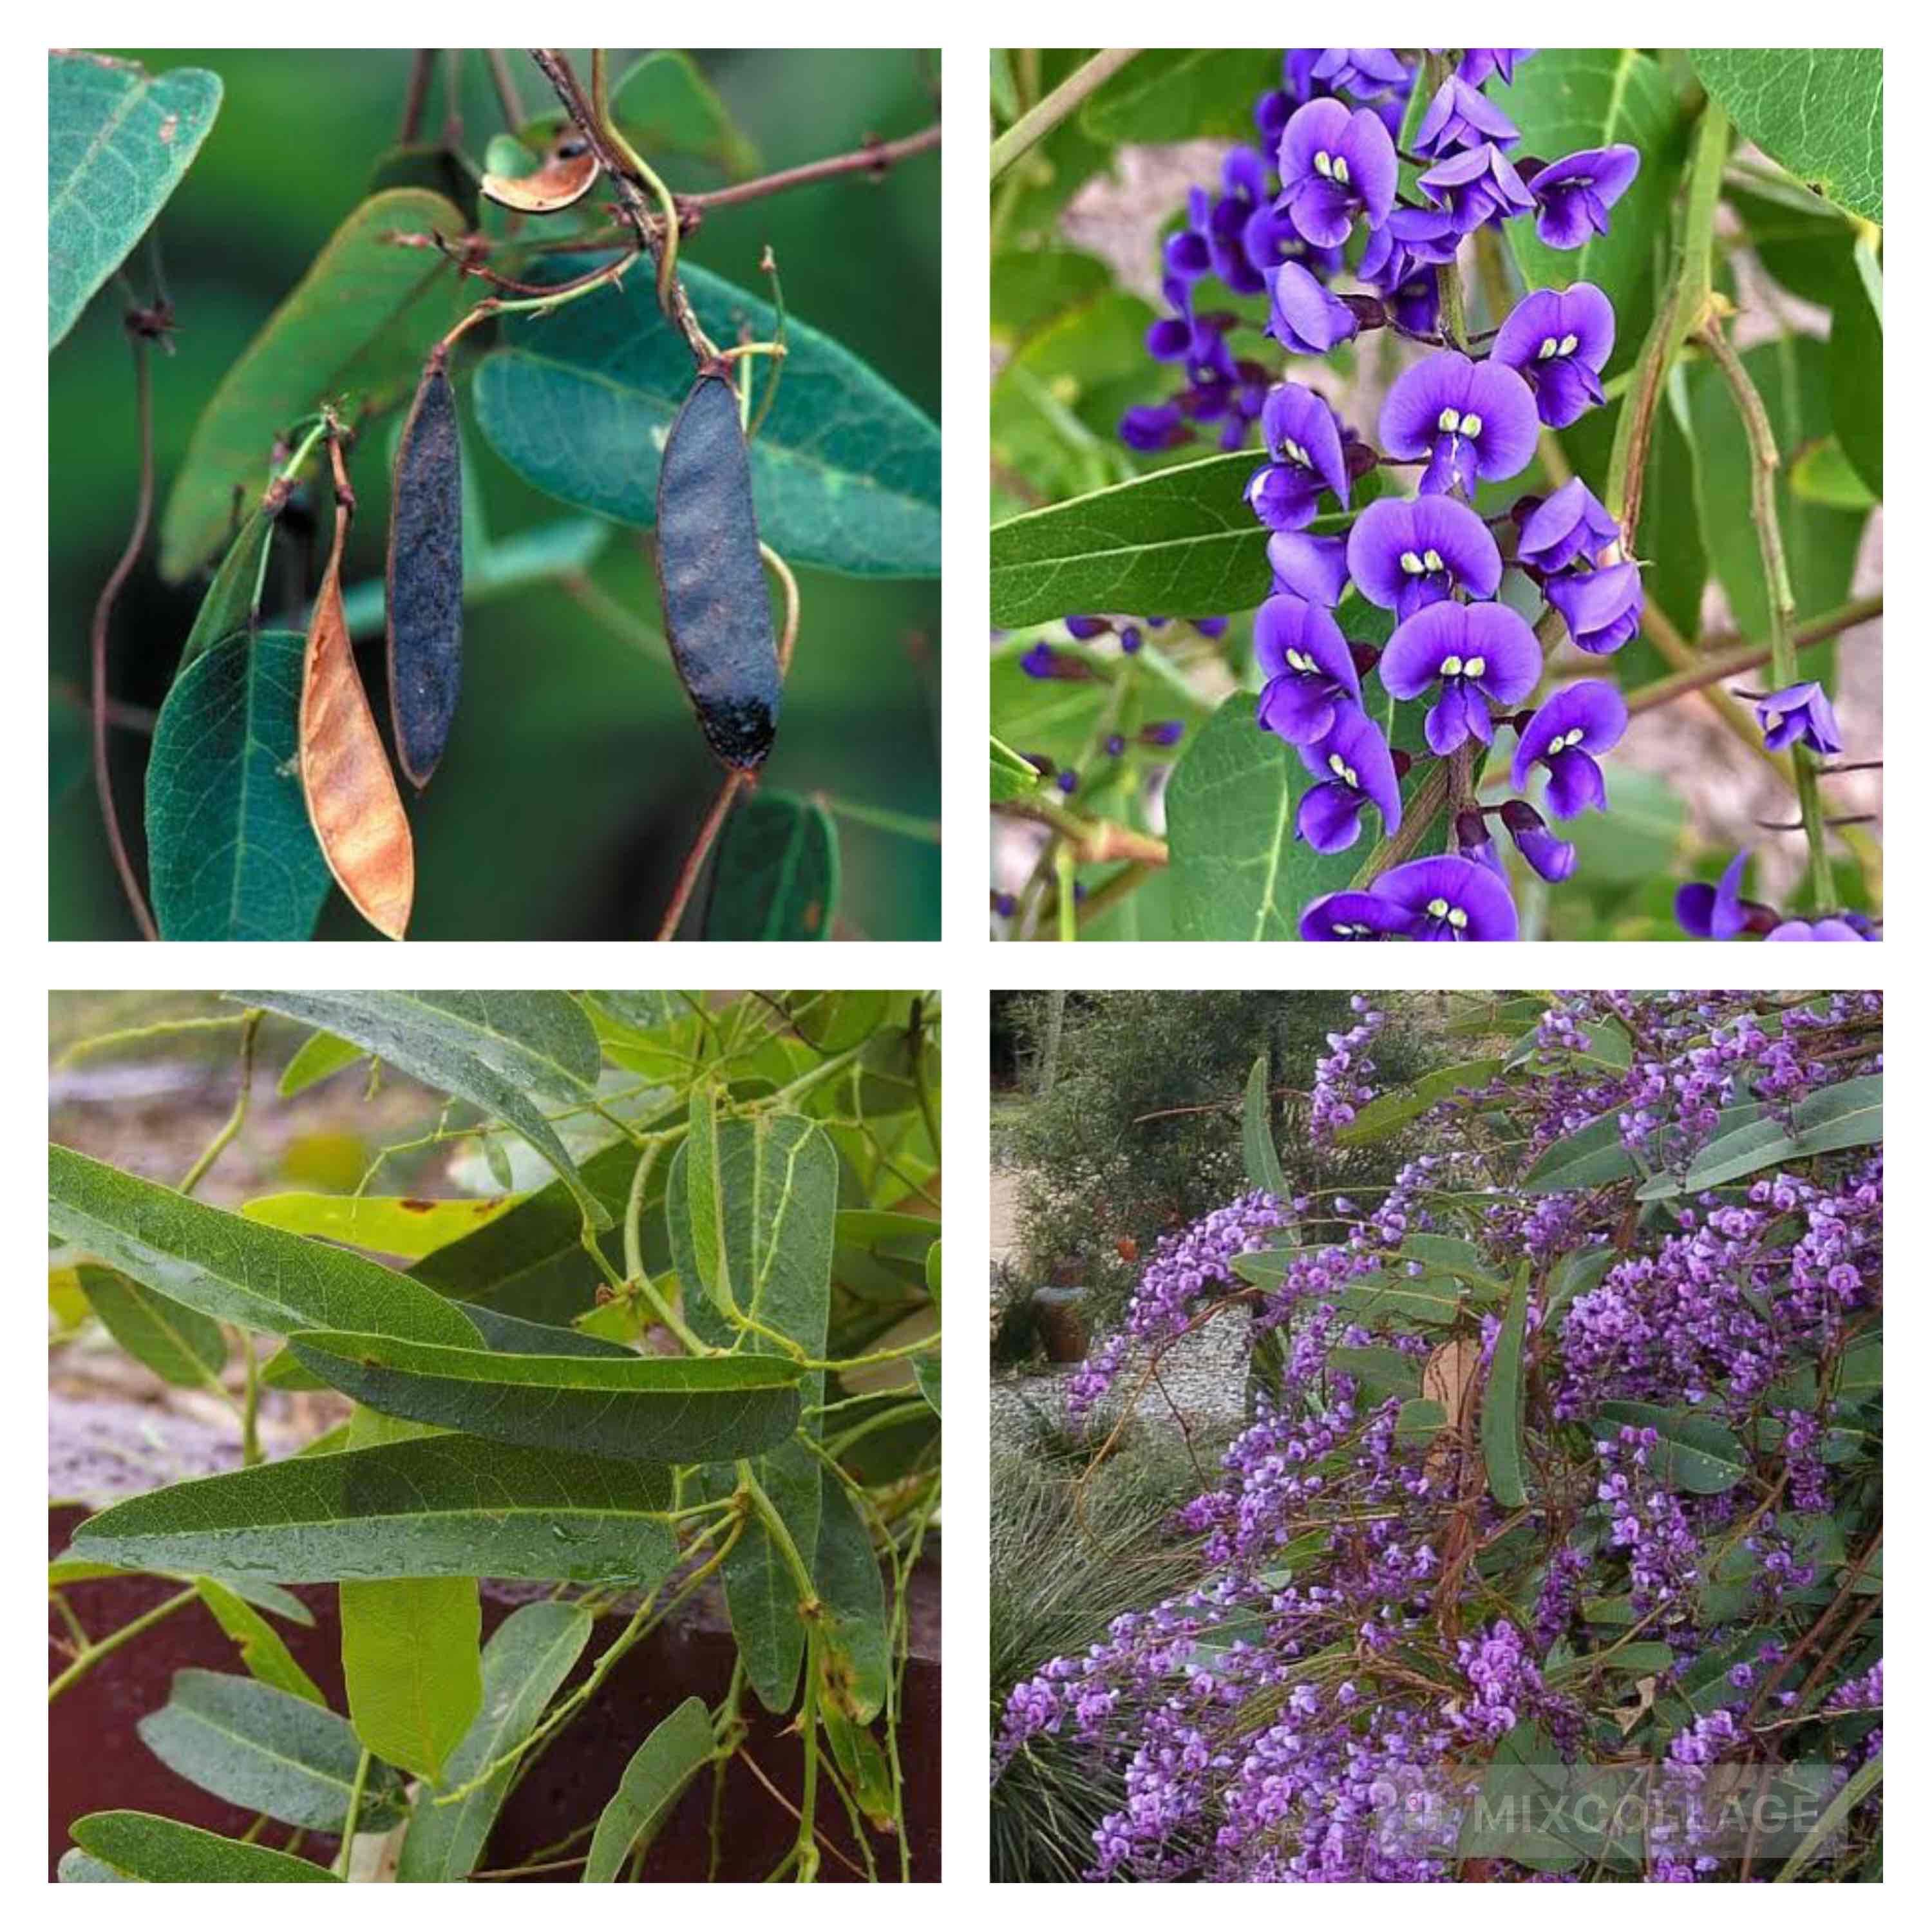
[1146,276,1236,388]
[1297,889,1414,940]
[1309,48,1410,98]
[1266,260,1360,357]
[1064,615,1111,640]
[1276,99,1397,247]
[1768,917,1873,941]
[1674,849,1752,940]
[1208,147,1280,294]
[1528,146,1641,250]
[1162,186,1214,283]
[1492,283,1616,428]
[1413,75,1520,158]
[1254,594,1361,744]
[1458,49,1533,87]
[1517,477,1620,573]
[1120,402,1189,452]
[1381,600,1542,755]
[1380,350,1539,497]
[1345,494,1502,619]
[1373,853,1520,940]
[1499,799,1577,882]
[1267,530,1351,606]
[1192,616,1229,639]
[1246,383,1351,531]
[1417,142,1535,232]
[1295,707,1403,853]
[1511,679,1627,818]
[1756,681,1843,755]
[1545,560,1644,654]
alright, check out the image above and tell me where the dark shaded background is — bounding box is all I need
[50,49,942,940]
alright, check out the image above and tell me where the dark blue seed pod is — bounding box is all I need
[656,361,781,770]
[386,352,463,788]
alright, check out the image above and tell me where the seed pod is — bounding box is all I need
[479,132,600,213]
[656,360,781,770]
[300,454,415,940]
[386,349,463,788]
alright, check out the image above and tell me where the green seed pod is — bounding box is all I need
[386,349,463,788]
[655,360,781,770]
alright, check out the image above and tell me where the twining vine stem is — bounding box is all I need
[989,48,1140,181]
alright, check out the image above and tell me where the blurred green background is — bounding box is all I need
[50,49,942,940]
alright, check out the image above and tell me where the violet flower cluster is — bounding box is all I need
[996,991,1882,1882]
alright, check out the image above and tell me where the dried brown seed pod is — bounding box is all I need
[479,132,600,213]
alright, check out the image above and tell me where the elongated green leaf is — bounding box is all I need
[814,1470,889,1723]
[137,1668,407,1832]
[146,629,332,942]
[160,190,468,580]
[1636,1075,1882,1198]
[704,791,839,940]
[1830,242,1884,502]
[1727,178,1861,307]
[1332,1058,1504,1148]
[73,1435,679,1584]
[918,1237,943,1416]
[1326,1345,1421,1401]
[1688,49,1882,223]
[49,53,222,349]
[56,1850,129,1881]
[287,1330,802,1463]
[583,1696,714,1881]
[179,505,278,670]
[50,1551,313,1625]
[1596,1401,1748,1493]
[1520,1111,1642,1192]
[242,1191,520,1259]
[69,1811,338,1883]
[1482,1268,1531,1508]
[79,1262,226,1388]
[1082,49,1282,142]
[193,1577,325,1705]
[686,1086,733,1315]
[278,1028,365,1097]
[608,50,759,179]
[473,255,939,578]
[1242,1050,1287,1197]
[1494,50,1689,381]
[990,247,1112,353]
[228,991,612,1229]
[1545,1246,1618,1320]
[461,1303,636,1358]
[48,1144,482,1345]
[396,1601,594,1881]
[991,732,1042,802]
[341,1577,481,1783]
[991,455,1378,628]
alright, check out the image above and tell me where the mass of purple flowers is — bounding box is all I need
[994,990,1882,1882]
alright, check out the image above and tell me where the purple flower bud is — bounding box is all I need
[1517,476,1619,573]
[1140,721,1185,748]
[1309,48,1410,98]
[1267,531,1351,606]
[1544,560,1644,654]
[1064,615,1112,641]
[1500,799,1577,881]
[1104,733,1126,757]
[1266,260,1361,357]
[1457,49,1533,88]
[1417,142,1534,232]
[1022,643,1093,681]
[1412,75,1520,158]
[1119,624,1144,654]
[1192,616,1229,639]
[1674,849,1752,939]
[1119,402,1191,452]
[1056,768,1079,794]
[991,890,1017,918]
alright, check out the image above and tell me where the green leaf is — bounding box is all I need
[68,1811,338,1883]
[1242,1050,1287,1197]
[193,1577,326,1705]
[1727,178,1859,306]
[227,991,612,1229]
[1081,49,1284,142]
[79,1262,226,1388]
[473,256,939,578]
[917,1239,943,1416]
[991,453,1378,628]
[1790,435,1876,510]
[989,247,1113,353]
[160,189,468,580]
[55,1850,129,1882]
[178,506,278,671]
[1494,51,1689,381]
[48,1144,482,1345]
[460,1303,636,1359]
[241,1191,520,1259]
[1596,1401,1748,1493]
[607,50,759,180]
[341,1577,481,1783]
[1331,1058,1504,1147]
[1687,49,1882,223]
[137,1668,408,1832]
[1545,1246,1618,1320]
[48,53,222,350]
[1635,1074,1882,1198]
[990,733,1041,803]
[1777,1750,1882,1882]
[145,629,332,942]
[704,791,838,940]
[395,1601,594,1881]
[686,1086,733,1314]
[1325,1345,1421,1401]
[278,1029,365,1097]
[582,1696,714,1881]
[1830,242,1883,501]
[1482,1267,1531,1508]
[287,1330,802,1464]
[72,1435,679,1585]
[814,1470,889,1723]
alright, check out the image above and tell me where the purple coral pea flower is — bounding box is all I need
[1510,679,1627,818]
[1346,494,1502,619]
[1247,383,1351,531]
[1309,48,1410,98]
[1254,594,1361,744]
[1208,147,1276,294]
[1298,888,1413,941]
[1528,146,1641,250]
[1063,616,1112,640]
[1266,260,1360,357]
[1674,849,1752,939]
[1373,853,1520,940]
[1192,616,1230,638]
[1492,283,1616,428]
[1767,917,1872,941]
[1380,351,1539,497]
[1295,706,1403,853]
[1457,49,1533,87]
[1381,600,1541,755]
[1267,530,1351,606]
[1498,800,1577,882]
[1276,99,1397,248]
[1162,186,1215,282]
[1756,681,1843,756]
[1517,477,1620,573]
[1120,402,1189,452]
[1544,560,1644,654]
[1413,75,1520,158]
[1418,143,1535,233]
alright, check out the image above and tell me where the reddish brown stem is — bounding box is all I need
[656,770,748,941]
[680,122,941,213]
